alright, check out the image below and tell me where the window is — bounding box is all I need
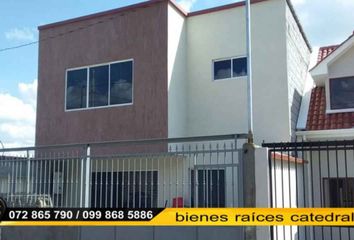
[66,69,87,110]
[110,61,133,105]
[213,57,247,80]
[91,171,158,208]
[214,60,231,80]
[323,178,354,207]
[66,59,133,110]
[330,77,354,110]
[191,169,225,207]
[89,65,109,107]
[232,57,247,77]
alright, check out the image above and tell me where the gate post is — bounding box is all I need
[242,143,256,208]
[84,145,91,208]
[242,143,256,240]
[80,145,91,208]
[242,143,271,240]
[255,147,271,240]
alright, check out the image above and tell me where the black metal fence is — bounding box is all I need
[263,140,354,240]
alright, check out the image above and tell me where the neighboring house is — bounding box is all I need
[297,31,354,206]
[291,32,354,240]
[35,0,311,147]
[297,31,354,141]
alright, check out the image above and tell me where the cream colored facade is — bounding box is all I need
[167,0,311,145]
[329,46,354,79]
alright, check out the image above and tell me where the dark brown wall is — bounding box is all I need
[36,2,168,146]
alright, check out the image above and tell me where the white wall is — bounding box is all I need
[329,45,354,79]
[303,146,354,240]
[168,3,187,138]
[167,0,311,144]
[285,5,311,140]
[255,147,271,240]
[255,147,305,240]
[184,0,291,144]
[272,159,305,240]
[185,6,247,137]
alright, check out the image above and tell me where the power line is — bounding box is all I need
[0,2,159,54]
[0,41,39,53]
[0,14,119,53]
[0,0,171,54]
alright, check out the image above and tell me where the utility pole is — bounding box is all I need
[246,0,254,144]
[243,1,257,239]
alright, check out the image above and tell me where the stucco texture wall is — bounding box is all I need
[185,0,291,144]
[36,2,168,146]
[329,45,354,79]
[285,4,311,141]
[167,3,187,138]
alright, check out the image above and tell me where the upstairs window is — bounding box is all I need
[110,61,133,105]
[330,76,354,110]
[89,65,109,108]
[213,56,247,81]
[66,59,133,111]
[66,69,88,110]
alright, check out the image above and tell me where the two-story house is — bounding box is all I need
[0,0,314,212]
[0,1,314,239]
[35,0,311,148]
[28,0,313,212]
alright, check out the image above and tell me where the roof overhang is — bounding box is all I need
[272,152,307,164]
[38,0,271,30]
[37,0,311,53]
[297,128,354,140]
[38,0,185,31]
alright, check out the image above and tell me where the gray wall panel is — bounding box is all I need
[80,227,115,240]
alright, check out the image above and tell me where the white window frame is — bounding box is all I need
[325,76,354,114]
[212,56,247,82]
[65,58,134,112]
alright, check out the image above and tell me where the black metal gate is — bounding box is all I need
[263,140,354,240]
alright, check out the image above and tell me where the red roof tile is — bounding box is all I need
[306,32,354,131]
[317,45,338,63]
[313,31,354,67]
[271,152,307,164]
[306,87,354,131]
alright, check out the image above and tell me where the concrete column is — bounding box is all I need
[242,143,271,240]
[255,147,271,240]
[84,145,91,208]
[242,143,256,240]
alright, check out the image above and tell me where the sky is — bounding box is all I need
[0,0,353,147]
